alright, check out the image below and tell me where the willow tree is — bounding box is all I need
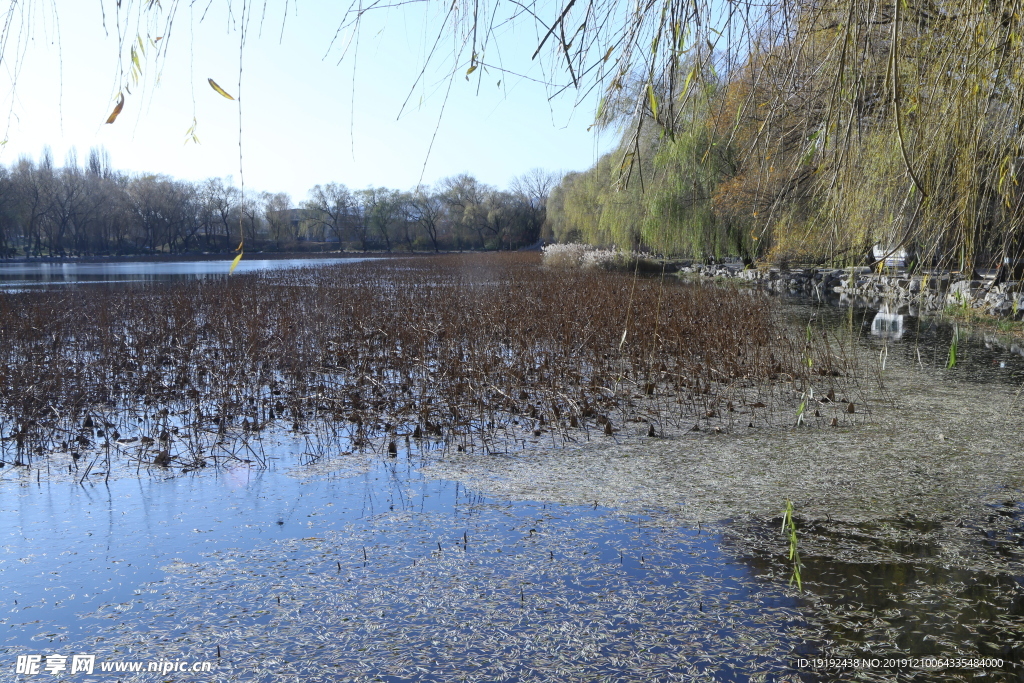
[723,0,1024,268]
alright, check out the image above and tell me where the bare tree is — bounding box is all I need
[201,178,241,250]
[304,183,355,245]
[358,187,402,252]
[410,187,446,252]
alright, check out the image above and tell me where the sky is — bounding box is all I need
[0,0,615,203]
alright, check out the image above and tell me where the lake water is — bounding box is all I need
[0,257,372,289]
[1,446,805,681]
[2,272,1023,681]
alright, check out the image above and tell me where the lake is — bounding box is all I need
[0,257,373,289]
[1,261,1022,681]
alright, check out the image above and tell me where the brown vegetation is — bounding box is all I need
[0,253,861,475]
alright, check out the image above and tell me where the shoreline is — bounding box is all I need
[679,261,1024,320]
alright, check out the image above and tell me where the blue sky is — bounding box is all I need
[0,0,614,202]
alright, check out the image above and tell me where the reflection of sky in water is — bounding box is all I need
[0,258,370,289]
[0,453,465,648]
[0,450,806,681]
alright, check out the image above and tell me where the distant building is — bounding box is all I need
[871,244,910,268]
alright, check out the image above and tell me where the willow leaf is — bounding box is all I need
[208,78,236,100]
[646,83,658,119]
[105,93,125,124]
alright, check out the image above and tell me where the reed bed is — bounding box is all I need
[0,253,862,475]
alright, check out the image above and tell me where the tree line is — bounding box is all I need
[0,148,559,258]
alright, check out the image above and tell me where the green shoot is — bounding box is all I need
[781,500,803,591]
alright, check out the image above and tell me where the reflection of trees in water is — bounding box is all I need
[727,512,1024,672]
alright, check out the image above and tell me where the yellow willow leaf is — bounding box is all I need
[105,93,125,124]
[681,66,696,99]
[466,64,478,77]
[236,241,244,252]
[154,36,163,42]
[602,45,614,62]
[228,252,243,275]
[618,150,635,172]
[646,83,658,119]
[208,78,235,100]
[184,118,200,145]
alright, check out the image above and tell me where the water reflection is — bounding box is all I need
[735,513,1024,679]
[871,307,906,340]
[797,296,1024,381]
[0,257,371,289]
[0,450,808,681]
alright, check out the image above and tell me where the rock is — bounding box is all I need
[947,279,983,304]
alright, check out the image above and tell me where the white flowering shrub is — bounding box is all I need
[542,243,643,270]
[541,243,592,268]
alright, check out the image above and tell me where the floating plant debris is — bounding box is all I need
[69,501,811,682]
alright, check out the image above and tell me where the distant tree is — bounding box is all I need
[363,187,403,252]
[263,191,295,245]
[395,191,419,251]
[201,178,241,249]
[510,169,559,210]
[86,147,114,180]
[508,169,560,246]
[0,147,561,257]
[127,175,200,252]
[304,183,355,244]
[240,195,265,243]
[11,156,53,257]
[0,168,16,257]
[439,174,493,249]
[410,188,446,252]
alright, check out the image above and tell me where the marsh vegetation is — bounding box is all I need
[0,253,862,478]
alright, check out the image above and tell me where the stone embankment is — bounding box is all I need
[677,263,1024,318]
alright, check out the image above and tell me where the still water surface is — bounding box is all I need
[0,258,371,289]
